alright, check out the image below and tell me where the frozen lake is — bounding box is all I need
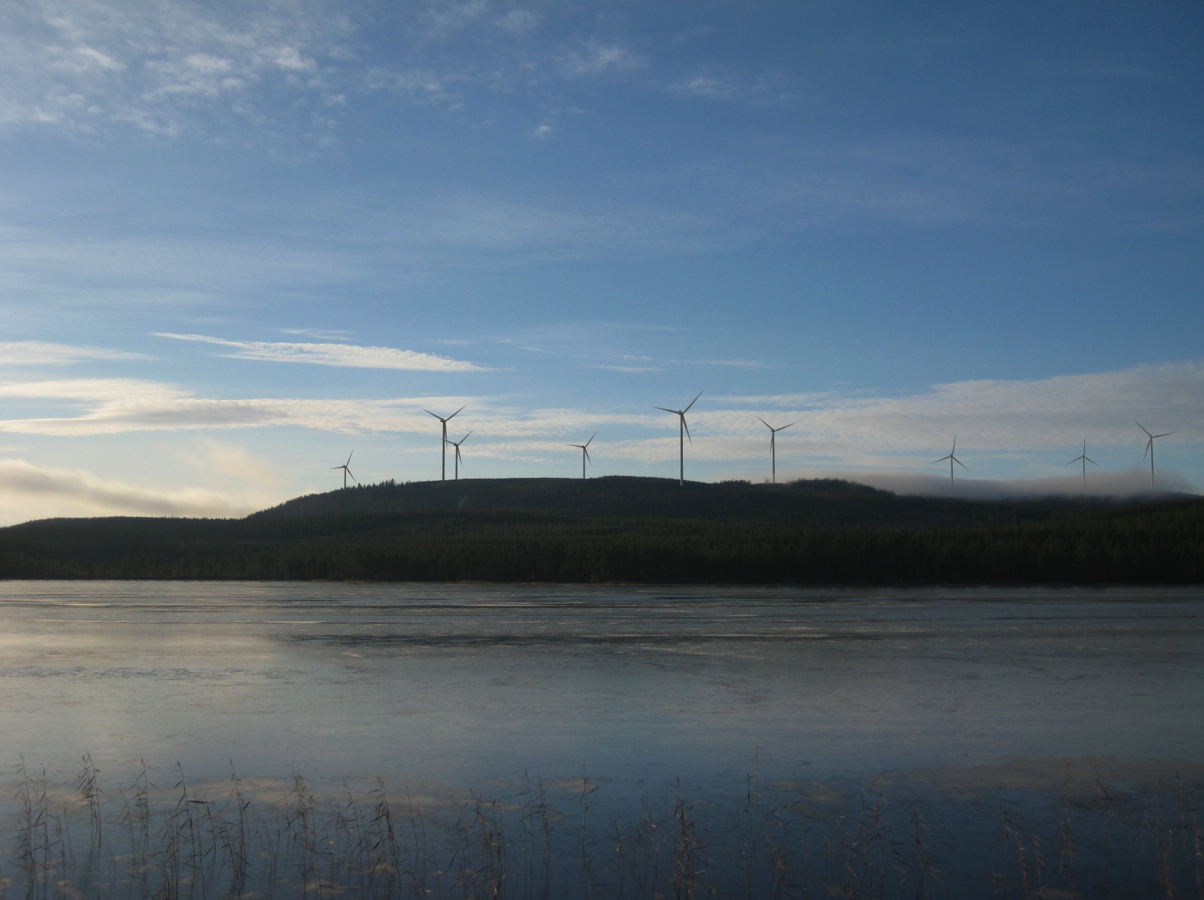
[2,582,1202,788]
[1,581,1202,896]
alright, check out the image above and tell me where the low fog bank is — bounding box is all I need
[843,467,1197,500]
[0,458,256,526]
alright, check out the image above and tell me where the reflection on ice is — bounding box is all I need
[0,581,1201,791]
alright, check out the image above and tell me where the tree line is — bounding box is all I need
[0,478,1200,583]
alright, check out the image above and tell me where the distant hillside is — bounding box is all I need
[251,475,1125,528]
[1,477,1201,584]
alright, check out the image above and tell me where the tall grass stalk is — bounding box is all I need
[2,761,1202,899]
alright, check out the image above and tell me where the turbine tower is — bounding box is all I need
[447,431,471,481]
[1136,421,1174,490]
[424,406,465,482]
[567,432,596,480]
[655,391,702,487]
[756,416,796,484]
[1067,439,1098,488]
[933,437,967,487]
[331,451,356,489]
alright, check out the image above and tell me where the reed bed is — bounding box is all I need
[0,757,1200,899]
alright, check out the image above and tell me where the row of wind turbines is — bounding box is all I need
[332,395,1176,491]
[930,421,1173,488]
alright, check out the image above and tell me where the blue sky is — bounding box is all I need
[0,1,1201,523]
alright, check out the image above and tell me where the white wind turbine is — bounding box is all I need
[1136,421,1174,490]
[424,406,465,482]
[1067,439,1098,488]
[331,451,356,489]
[567,432,596,480]
[655,391,702,487]
[447,431,471,481]
[933,437,967,487]
[756,416,796,484]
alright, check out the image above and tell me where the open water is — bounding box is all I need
[1,581,1202,896]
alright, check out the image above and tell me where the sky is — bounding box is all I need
[0,0,1201,524]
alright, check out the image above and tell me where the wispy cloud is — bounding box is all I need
[156,334,489,372]
[0,341,152,366]
[667,67,793,104]
[561,41,643,77]
[0,379,469,437]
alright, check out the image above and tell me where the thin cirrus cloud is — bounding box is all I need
[0,380,429,437]
[155,334,489,372]
[0,341,153,366]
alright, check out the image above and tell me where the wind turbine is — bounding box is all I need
[424,406,465,482]
[655,391,702,487]
[933,437,967,487]
[1067,439,1098,488]
[446,431,471,481]
[331,451,356,489]
[1136,421,1174,490]
[567,432,596,480]
[756,416,796,484]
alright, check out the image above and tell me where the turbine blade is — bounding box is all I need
[447,405,465,421]
[780,422,797,431]
[462,430,473,443]
[954,457,968,470]
[933,455,950,464]
[347,468,356,482]
[1086,456,1098,466]
[654,406,677,414]
[682,415,692,444]
[346,451,354,465]
[584,448,592,465]
[424,409,440,420]
[1154,431,1174,439]
[756,415,771,430]
[683,391,703,414]
[585,432,596,447]
[1135,420,1153,438]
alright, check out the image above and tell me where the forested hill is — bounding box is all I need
[1,476,1201,584]
[251,476,1124,528]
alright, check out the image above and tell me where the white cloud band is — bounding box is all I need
[156,334,488,372]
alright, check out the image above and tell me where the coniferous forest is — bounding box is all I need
[0,476,1200,583]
